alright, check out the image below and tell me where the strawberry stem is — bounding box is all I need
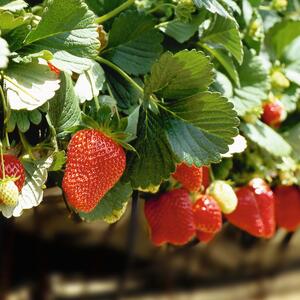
[19,131,35,160]
[0,141,5,179]
[95,0,135,24]
[96,57,144,94]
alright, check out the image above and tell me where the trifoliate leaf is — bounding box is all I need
[24,0,100,74]
[79,181,132,222]
[48,72,81,134]
[146,50,214,99]
[230,48,269,116]
[241,120,291,157]
[0,0,27,12]
[201,15,243,64]
[4,60,60,110]
[0,156,53,218]
[0,37,9,69]
[74,60,105,103]
[103,11,163,75]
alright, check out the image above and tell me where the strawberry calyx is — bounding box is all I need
[77,112,136,152]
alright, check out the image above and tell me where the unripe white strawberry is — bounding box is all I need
[0,181,19,207]
[207,180,238,214]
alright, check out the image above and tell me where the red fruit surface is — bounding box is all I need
[144,188,196,246]
[202,166,211,189]
[226,179,275,238]
[196,230,216,243]
[172,163,203,192]
[62,129,126,212]
[0,154,25,191]
[274,186,300,232]
[193,195,222,233]
[47,62,60,75]
[262,101,284,127]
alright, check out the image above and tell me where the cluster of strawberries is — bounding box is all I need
[144,163,300,246]
[0,154,25,207]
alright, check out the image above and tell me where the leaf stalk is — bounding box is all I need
[95,0,135,24]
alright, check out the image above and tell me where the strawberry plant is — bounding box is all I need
[0,0,300,248]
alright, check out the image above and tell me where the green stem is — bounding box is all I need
[96,57,144,94]
[19,131,35,160]
[0,82,10,124]
[148,3,175,14]
[0,141,5,179]
[95,0,135,24]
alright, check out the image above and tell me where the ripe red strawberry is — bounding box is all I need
[144,188,196,246]
[274,185,300,232]
[226,179,275,238]
[47,62,60,75]
[193,195,222,233]
[202,166,211,190]
[0,154,25,191]
[62,129,126,212]
[262,101,285,128]
[172,163,203,192]
[196,230,216,243]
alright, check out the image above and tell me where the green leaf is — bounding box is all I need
[280,85,300,113]
[15,110,30,132]
[265,20,300,59]
[211,71,233,98]
[105,67,142,113]
[126,109,176,189]
[193,0,231,19]
[48,72,81,134]
[158,14,205,43]
[201,44,240,85]
[4,61,60,110]
[48,150,66,171]
[79,181,132,221]
[24,0,100,73]
[230,48,269,116]
[201,15,243,64]
[164,92,239,166]
[241,120,291,157]
[103,11,163,75]
[146,50,214,99]
[0,36,9,69]
[0,0,27,12]
[8,110,42,133]
[284,123,300,159]
[124,105,140,142]
[29,109,42,125]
